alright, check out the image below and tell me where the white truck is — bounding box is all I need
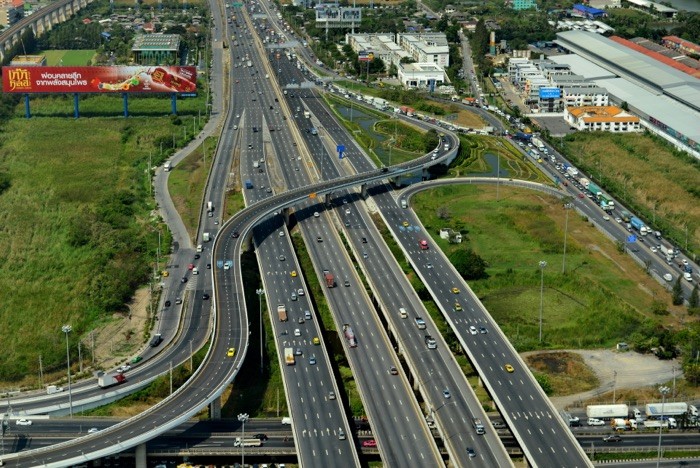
[659,245,674,262]
[531,136,545,150]
[586,404,629,419]
[646,402,688,417]
[566,167,579,178]
[46,385,64,395]
[643,418,677,429]
[164,161,171,172]
[203,232,211,242]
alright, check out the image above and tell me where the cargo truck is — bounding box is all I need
[203,232,211,242]
[97,371,127,388]
[566,167,579,178]
[643,418,676,429]
[207,201,214,212]
[285,347,295,365]
[646,402,688,417]
[620,210,632,223]
[164,161,171,172]
[324,270,335,288]
[579,178,590,190]
[46,385,64,394]
[660,245,674,262]
[234,437,262,447]
[630,216,649,235]
[472,418,486,435]
[277,304,287,322]
[531,137,545,150]
[586,404,629,419]
[599,193,615,211]
[343,324,357,347]
[588,181,602,197]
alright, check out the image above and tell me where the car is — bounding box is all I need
[313,336,320,345]
[426,262,433,269]
[663,273,673,282]
[232,231,240,238]
[578,193,584,199]
[119,364,131,372]
[309,355,317,365]
[443,389,451,399]
[314,211,320,218]
[469,326,478,335]
[181,277,188,283]
[402,221,409,227]
[492,420,506,429]
[362,252,368,259]
[206,263,211,269]
[344,280,350,287]
[317,236,323,242]
[130,356,142,364]
[615,217,622,223]
[451,287,460,294]
[294,328,301,337]
[194,254,200,260]
[290,270,297,277]
[253,433,269,441]
[164,300,171,307]
[602,215,610,221]
[588,418,605,426]
[305,310,312,320]
[87,427,99,434]
[362,439,377,447]
[298,316,305,324]
[279,231,285,237]
[294,348,302,356]
[504,364,515,373]
[684,272,693,282]
[389,366,399,375]
[162,270,169,277]
[16,419,32,426]
[298,288,305,296]
[278,255,285,261]
[466,447,476,458]
[603,434,622,443]
[188,263,194,271]
[452,303,462,312]
[329,391,336,400]
[479,327,487,334]
[202,293,210,300]
[175,298,183,305]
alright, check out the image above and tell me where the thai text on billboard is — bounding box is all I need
[539,87,561,99]
[2,66,197,94]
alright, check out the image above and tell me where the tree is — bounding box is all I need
[689,284,699,315]
[672,277,684,305]
[449,249,488,280]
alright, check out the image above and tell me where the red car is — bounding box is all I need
[188,263,195,270]
[362,439,377,447]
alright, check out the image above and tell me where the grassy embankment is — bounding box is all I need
[0,92,207,387]
[561,132,700,256]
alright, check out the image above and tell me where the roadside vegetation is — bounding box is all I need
[0,92,207,386]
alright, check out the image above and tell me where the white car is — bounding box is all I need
[88,427,99,434]
[16,419,32,426]
[602,215,610,221]
[663,273,673,282]
[588,418,605,426]
[294,328,301,337]
[684,272,693,282]
[298,288,305,296]
[469,326,478,335]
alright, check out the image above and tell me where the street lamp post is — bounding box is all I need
[562,203,572,274]
[256,288,265,374]
[238,412,249,466]
[656,386,670,467]
[538,261,547,343]
[62,325,73,417]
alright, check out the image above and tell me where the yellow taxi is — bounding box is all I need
[290,270,297,277]
[312,336,320,345]
[402,221,409,227]
[504,364,514,373]
[227,348,236,358]
[453,303,462,312]
[451,287,460,294]
[162,270,169,277]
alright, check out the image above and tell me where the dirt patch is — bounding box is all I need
[525,351,599,396]
[90,287,152,371]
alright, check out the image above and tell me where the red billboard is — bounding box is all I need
[2,66,197,94]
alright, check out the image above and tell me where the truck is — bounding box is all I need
[660,245,674,261]
[587,181,602,198]
[599,193,615,211]
[234,437,262,447]
[515,131,532,141]
[643,418,677,429]
[461,97,476,106]
[630,216,649,235]
[620,210,632,223]
[277,304,287,322]
[324,270,335,288]
[566,167,579,178]
[164,161,171,172]
[646,402,688,417]
[203,232,211,242]
[285,347,295,365]
[97,371,127,389]
[586,404,629,419]
[424,335,437,349]
[399,106,415,117]
[373,98,388,110]
[207,201,214,213]
[46,385,64,395]
[245,179,254,189]
[343,324,357,347]
[611,418,637,430]
[472,418,486,435]
[531,136,545,150]
[579,178,590,190]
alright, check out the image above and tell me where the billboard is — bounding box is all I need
[2,66,197,94]
[315,6,361,27]
[539,87,561,99]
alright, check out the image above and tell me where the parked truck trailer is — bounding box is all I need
[630,216,649,235]
[284,347,295,365]
[586,404,629,419]
[277,304,287,322]
[324,270,335,288]
[646,402,688,417]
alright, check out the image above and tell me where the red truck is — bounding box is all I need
[97,371,126,389]
[324,270,335,288]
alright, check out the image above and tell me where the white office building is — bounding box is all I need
[398,63,446,89]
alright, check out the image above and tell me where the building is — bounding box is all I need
[0,0,24,27]
[565,105,641,132]
[572,4,607,19]
[397,62,446,89]
[562,87,609,107]
[9,55,46,66]
[588,0,621,8]
[662,36,700,57]
[132,34,180,65]
[396,33,449,68]
[345,33,405,67]
[624,0,677,17]
[511,0,537,10]
[315,5,361,29]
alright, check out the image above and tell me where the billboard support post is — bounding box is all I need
[74,93,79,119]
[24,94,30,119]
[171,93,177,115]
[123,93,128,118]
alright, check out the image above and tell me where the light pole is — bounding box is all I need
[238,412,249,466]
[538,261,547,343]
[256,288,265,375]
[562,203,572,274]
[656,385,670,467]
[62,325,73,417]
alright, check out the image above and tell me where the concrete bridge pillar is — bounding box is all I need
[281,207,290,227]
[360,183,368,199]
[210,395,222,420]
[134,443,147,468]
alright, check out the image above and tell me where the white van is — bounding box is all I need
[399,307,408,319]
[196,244,203,253]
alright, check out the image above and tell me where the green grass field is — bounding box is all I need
[0,93,208,385]
[412,185,681,351]
[40,50,96,66]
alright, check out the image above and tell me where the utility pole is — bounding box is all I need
[39,355,44,387]
[562,203,572,274]
[539,261,547,343]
